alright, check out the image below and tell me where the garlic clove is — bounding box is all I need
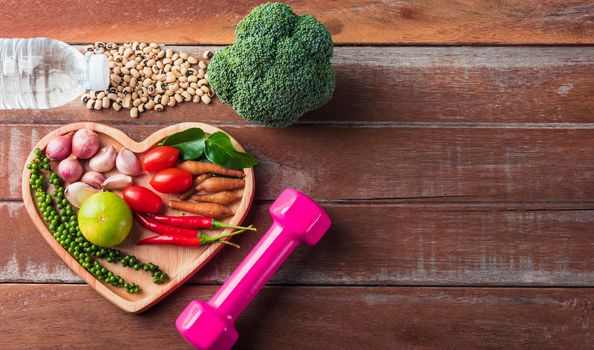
[65,182,100,208]
[45,132,73,161]
[116,148,142,176]
[89,146,116,172]
[72,128,100,159]
[57,156,83,183]
[101,174,133,190]
[81,171,106,189]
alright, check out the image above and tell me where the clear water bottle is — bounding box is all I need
[0,38,109,109]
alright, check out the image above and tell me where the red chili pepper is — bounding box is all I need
[145,213,256,231]
[137,229,249,248]
[134,213,251,248]
[135,213,197,237]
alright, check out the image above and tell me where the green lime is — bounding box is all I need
[78,192,132,247]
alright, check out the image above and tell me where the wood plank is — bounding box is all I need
[1,284,593,349]
[2,47,594,124]
[5,201,594,286]
[6,124,594,201]
[1,1,593,44]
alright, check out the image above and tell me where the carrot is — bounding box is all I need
[196,177,245,192]
[178,174,210,200]
[178,161,245,178]
[168,200,233,219]
[191,190,243,205]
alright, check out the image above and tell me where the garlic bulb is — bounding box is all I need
[101,174,133,190]
[65,182,99,208]
[89,146,116,172]
[81,171,106,189]
[116,148,142,176]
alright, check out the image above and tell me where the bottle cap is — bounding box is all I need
[85,54,109,91]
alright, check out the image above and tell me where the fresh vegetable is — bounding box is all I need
[157,128,257,168]
[169,200,233,219]
[204,132,258,169]
[145,213,256,231]
[57,156,83,183]
[178,174,210,200]
[116,148,142,176]
[158,128,206,160]
[65,182,100,208]
[101,173,133,190]
[150,168,193,193]
[137,231,249,248]
[191,191,243,205]
[178,160,245,177]
[142,146,180,172]
[78,192,133,247]
[81,171,106,189]
[45,132,72,160]
[89,146,116,172]
[71,129,100,159]
[122,186,163,214]
[27,148,167,293]
[196,177,245,192]
[207,2,335,127]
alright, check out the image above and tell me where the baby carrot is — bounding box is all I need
[169,200,233,219]
[196,177,245,192]
[178,174,210,200]
[178,161,245,178]
[191,191,243,205]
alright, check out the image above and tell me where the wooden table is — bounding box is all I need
[2,1,594,348]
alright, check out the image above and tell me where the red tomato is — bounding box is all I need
[150,168,193,193]
[122,186,163,214]
[142,146,179,172]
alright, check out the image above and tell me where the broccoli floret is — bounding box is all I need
[208,2,335,127]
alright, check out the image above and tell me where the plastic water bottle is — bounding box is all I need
[0,38,109,109]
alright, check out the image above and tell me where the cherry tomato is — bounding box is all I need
[122,186,163,214]
[150,168,193,194]
[142,146,179,172]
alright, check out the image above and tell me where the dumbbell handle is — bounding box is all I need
[209,222,297,322]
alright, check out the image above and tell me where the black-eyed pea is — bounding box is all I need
[155,104,164,112]
[187,56,198,64]
[93,99,102,110]
[201,95,211,104]
[130,107,139,118]
[181,91,192,102]
[174,93,183,103]
[145,100,156,110]
[112,102,122,111]
[198,61,207,69]
[193,95,201,103]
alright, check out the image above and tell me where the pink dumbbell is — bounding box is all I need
[176,188,331,350]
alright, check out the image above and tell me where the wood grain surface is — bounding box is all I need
[5,124,594,202]
[1,285,593,349]
[1,1,593,44]
[2,47,594,124]
[4,201,594,287]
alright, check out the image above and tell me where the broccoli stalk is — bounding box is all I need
[208,2,336,127]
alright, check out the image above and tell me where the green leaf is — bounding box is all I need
[158,128,205,160]
[205,132,258,169]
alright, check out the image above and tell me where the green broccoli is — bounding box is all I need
[207,2,335,127]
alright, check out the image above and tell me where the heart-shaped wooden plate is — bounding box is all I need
[21,122,255,313]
